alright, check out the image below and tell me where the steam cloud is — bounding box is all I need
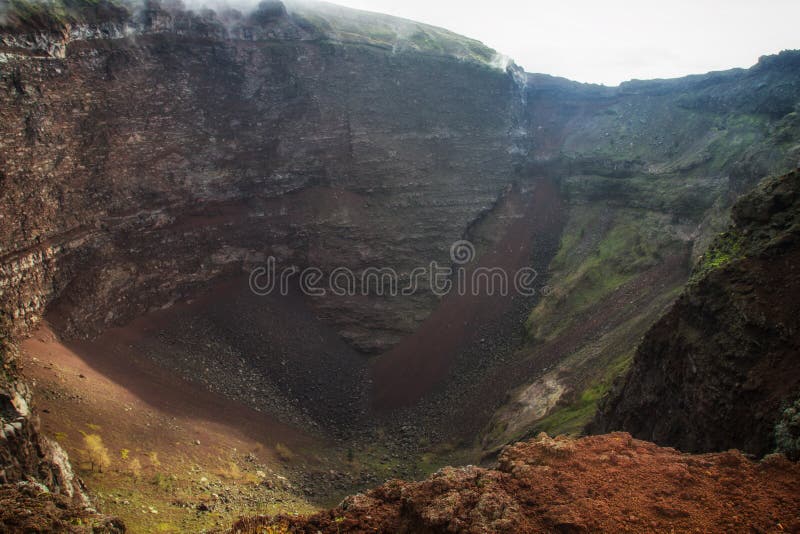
[0,0,517,72]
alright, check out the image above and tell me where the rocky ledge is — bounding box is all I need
[230,432,800,533]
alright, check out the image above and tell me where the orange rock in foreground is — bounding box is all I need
[231,433,800,533]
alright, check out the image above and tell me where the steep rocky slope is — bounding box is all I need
[1,0,800,529]
[593,169,800,457]
[231,432,800,533]
[0,337,78,496]
[479,52,800,445]
[2,2,798,356]
[0,3,523,352]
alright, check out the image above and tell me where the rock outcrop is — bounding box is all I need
[0,482,124,533]
[593,169,800,456]
[0,324,124,531]
[230,432,800,533]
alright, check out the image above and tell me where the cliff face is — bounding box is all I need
[3,3,799,357]
[0,6,536,511]
[0,359,77,496]
[0,4,525,354]
[593,170,800,457]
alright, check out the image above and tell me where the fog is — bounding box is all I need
[324,0,800,86]
[3,0,798,85]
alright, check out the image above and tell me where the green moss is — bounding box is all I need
[705,114,768,173]
[4,0,129,30]
[8,0,65,25]
[527,207,676,341]
[775,397,800,460]
[288,2,496,66]
[562,174,723,218]
[692,230,744,281]
[533,348,634,437]
[772,110,800,144]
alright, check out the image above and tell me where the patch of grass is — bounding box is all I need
[527,207,677,341]
[151,472,175,491]
[289,2,496,66]
[770,110,800,145]
[562,173,723,218]
[692,230,744,281]
[415,442,474,478]
[81,452,317,533]
[6,0,68,27]
[534,348,635,437]
[705,114,768,173]
[4,0,130,31]
[534,385,605,437]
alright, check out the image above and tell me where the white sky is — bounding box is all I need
[326,0,800,86]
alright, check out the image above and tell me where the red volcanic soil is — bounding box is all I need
[370,179,564,409]
[19,316,316,473]
[232,432,800,534]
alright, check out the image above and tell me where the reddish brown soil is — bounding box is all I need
[232,432,800,534]
[19,319,316,474]
[370,179,564,409]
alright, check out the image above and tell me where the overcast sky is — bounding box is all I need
[327,0,800,86]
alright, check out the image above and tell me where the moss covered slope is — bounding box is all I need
[592,169,800,456]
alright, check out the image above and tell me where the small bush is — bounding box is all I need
[775,397,800,460]
[128,458,142,479]
[151,472,175,490]
[82,434,111,472]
